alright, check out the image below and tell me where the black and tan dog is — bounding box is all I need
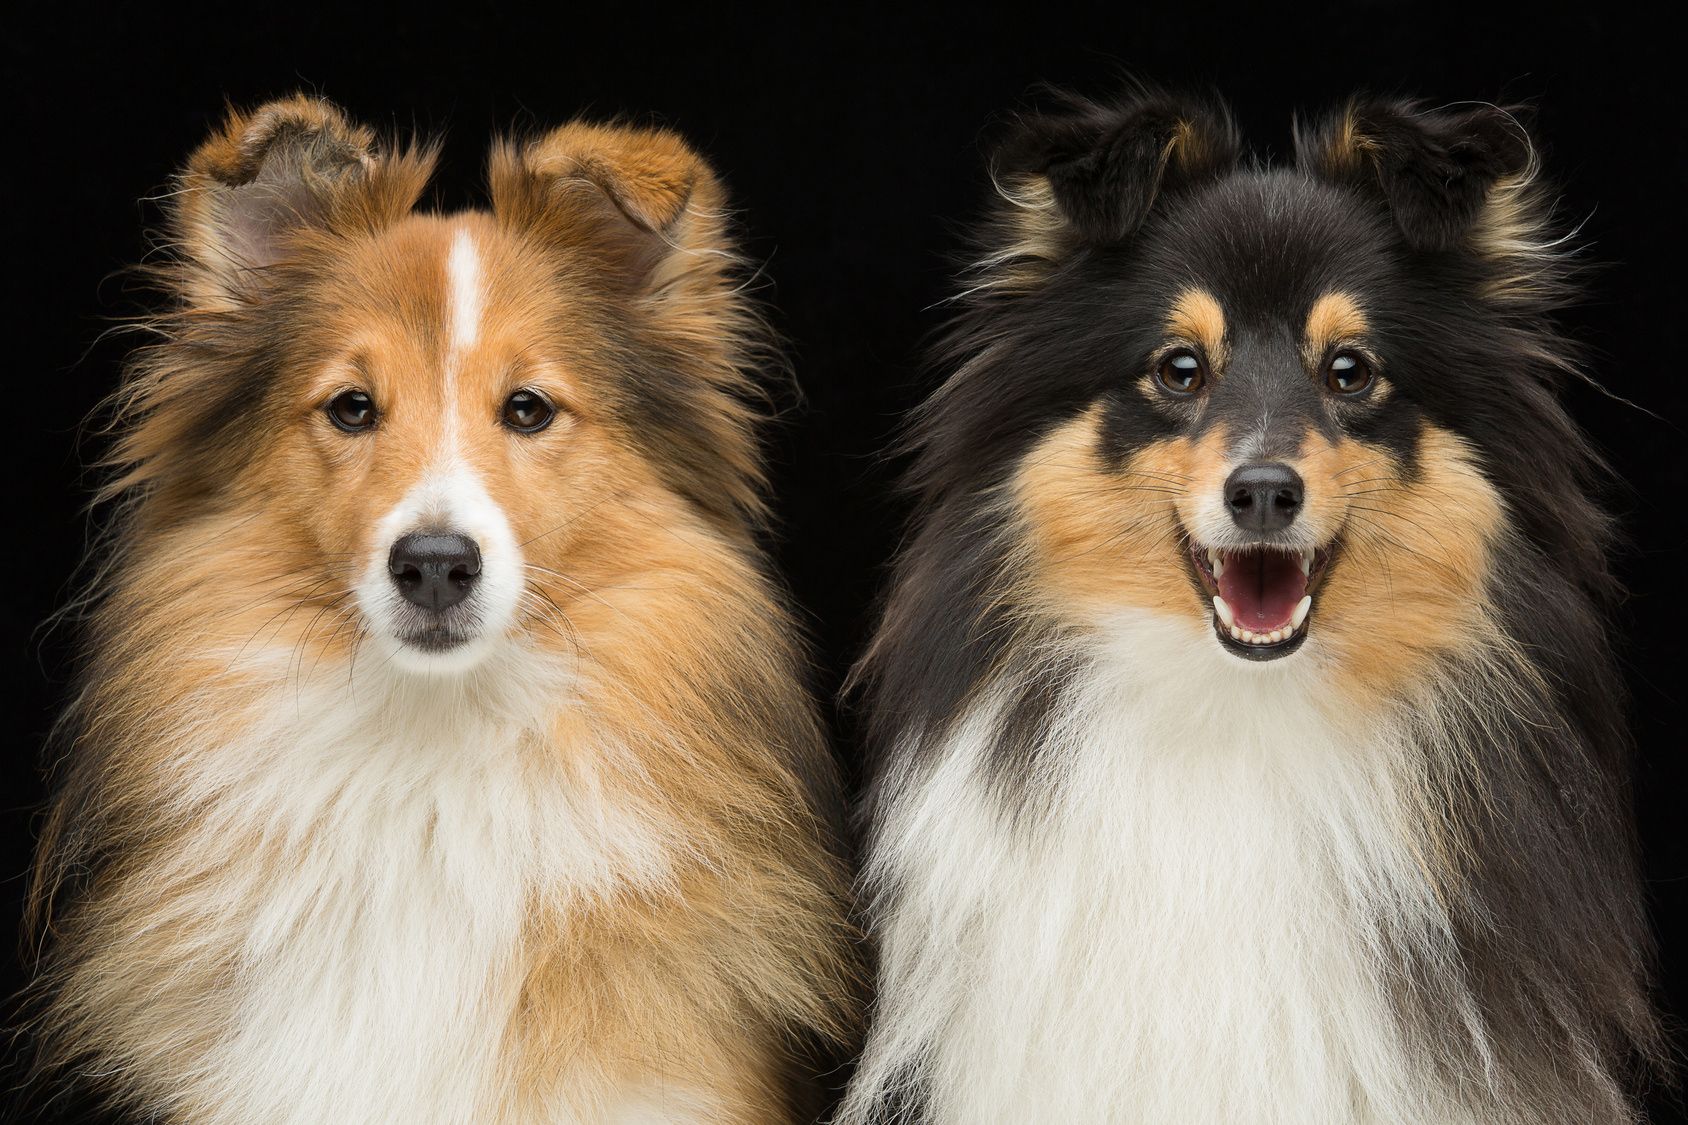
[842,88,1664,1124]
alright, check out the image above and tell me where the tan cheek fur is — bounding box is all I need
[1013,410,1504,719]
[1012,407,1220,623]
[1308,425,1503,710]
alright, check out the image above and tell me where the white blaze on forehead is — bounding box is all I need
[446,228,482,356]
[437,226,483,455]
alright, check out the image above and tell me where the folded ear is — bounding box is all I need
[489,123,770,524]
[1296,97,1536,253]
[981,89,1240,286]
[488,121,729,298]
[170,95,429,308]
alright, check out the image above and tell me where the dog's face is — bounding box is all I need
[1012,172,1501,681]
[284,216,598,672]
[142,99,764,674]
[914,94,1556,692]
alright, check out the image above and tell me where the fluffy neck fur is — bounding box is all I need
[843,603,1649,1125]
[27,506,855,1124]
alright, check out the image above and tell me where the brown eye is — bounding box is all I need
[326,390,377,432]
[1325,351,1374,395]
[1156,350,1207,395]
[502,389,556,433]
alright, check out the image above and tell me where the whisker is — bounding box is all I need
[1330,457,1392,480]
[519,490,629,549]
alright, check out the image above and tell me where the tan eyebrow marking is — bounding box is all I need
[1303,291,1369,365]
[1166,287,1227,369]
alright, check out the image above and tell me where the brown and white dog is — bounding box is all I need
[25,96,859,1124]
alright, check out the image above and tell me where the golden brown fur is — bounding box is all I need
[26,96,858,1124]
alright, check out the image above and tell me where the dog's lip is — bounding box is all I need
[398,622,475,652]
[1186,536,1339,660]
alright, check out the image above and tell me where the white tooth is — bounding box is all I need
[1210,550,1224,578]
[1292,595,1312,630]
[1298,548,1313,576]
[1213,596,1235,629]
[1267,630,1281,643]
[1230,625,1243,641]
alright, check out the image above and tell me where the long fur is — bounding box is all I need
[21,96,860,1124]
[841,88,1664,1124]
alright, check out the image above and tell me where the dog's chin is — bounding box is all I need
[1185,534,1340,663]
[382,620,498,676]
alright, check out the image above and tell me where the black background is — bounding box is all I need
[4,4,1684,1121]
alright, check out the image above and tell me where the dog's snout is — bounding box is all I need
[1225,462,1304,533]
[388,532,482,611]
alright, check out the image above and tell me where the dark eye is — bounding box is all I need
[502,389,556,433]
[1156,350,1207,395]
[1325,351,1374,395]
[326,390,377,432]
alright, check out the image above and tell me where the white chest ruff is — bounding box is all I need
[153,655,680,1125]
[849,617,1482,1125]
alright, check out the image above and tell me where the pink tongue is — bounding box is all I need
[1218,551,1305,631]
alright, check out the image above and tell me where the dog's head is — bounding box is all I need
[123,96,767,674]
[913,89,1587,693]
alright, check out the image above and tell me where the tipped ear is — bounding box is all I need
[984,89,1240,277]
[488,121,728,294]
[488,124,768,527]
[1297,97,1535,252]
[170,96,379,305]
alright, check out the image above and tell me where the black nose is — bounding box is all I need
[388,533,481,611]
[1225,462,1305,533]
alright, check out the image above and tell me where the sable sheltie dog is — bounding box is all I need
[23,96,858,1123]
[840,90,1664,1123]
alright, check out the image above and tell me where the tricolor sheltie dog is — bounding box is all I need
[25,96,859,1123]
[840,89,1664,1123]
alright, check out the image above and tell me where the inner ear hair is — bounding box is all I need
[169,95,430,309]
[1296,97,1536,252]
[488,121,728,290]
[973,87,1239,290]
[188,96,374,195]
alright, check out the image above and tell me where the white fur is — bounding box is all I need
[354,460,525,675]
[840,610,1489,1125]
[448,227,483,356]
[148,644,703,1124]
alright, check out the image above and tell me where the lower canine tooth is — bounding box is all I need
[1291,595,1312,630]
[1213,596,1235,628]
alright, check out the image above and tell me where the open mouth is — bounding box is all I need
[1188,541,1335,661]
